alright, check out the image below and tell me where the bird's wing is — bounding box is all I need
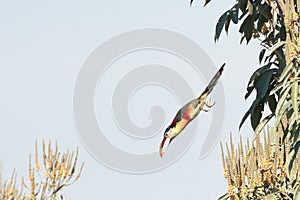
[173,99,199,124]
[173,103,189,124]
[199,63,225,98]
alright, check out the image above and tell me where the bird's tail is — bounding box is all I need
[199,63,225,98]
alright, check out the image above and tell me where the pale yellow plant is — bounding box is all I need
[0,140,84,200]
[219,129,300,200]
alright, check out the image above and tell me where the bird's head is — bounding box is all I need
[159,126,175,157]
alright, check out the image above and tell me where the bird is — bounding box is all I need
[159,63,225,157]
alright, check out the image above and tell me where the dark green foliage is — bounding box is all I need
[190,0,211,6]
[240,62,278,130]
[239,14,255,43]
[191,0,286,131]
[215,11,230,41]
[191,0,300,199]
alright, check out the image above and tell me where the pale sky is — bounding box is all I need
[0,0,260,199]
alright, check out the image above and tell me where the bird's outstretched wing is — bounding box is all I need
[200,63,225,98]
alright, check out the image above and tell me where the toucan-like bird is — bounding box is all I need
[159,64,225,157]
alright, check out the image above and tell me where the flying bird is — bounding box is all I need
[159,64,225,157]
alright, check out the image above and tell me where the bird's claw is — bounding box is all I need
[203,99,215,112]
[205,98,215,107]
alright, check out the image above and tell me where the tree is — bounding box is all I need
[191,0,300,199]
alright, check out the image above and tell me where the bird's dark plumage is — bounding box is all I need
[200,63,225,96]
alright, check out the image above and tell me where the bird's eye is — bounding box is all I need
[164,132,168,137]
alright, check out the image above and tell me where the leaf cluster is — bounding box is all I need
[191,0,287,131]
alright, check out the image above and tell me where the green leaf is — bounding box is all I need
[251,100,264,130]
[239,0,248,13]
[247,63,271,88]
[282,74,292,93]
[268,41,286,56]
[239,8,248,20]
[192,0,211,6]
[204,0,211,6]
[245,85,255,99]
[275,84,292,117]
[239,14,255,43]
[281,80,293,96]
[224,12,231,33]
[275,101,291,128]
[270,82,284,95]
[231,3,239,24]
[278,61,294,82]
[239,106,251,129]
[240,35,245,43]
[257,4,271,32]
[254,113,274,138]
[287,140,300,174]
[255,69,274,100]
[240,99,264,130]
[215,11,230,41]
[289,111,298,128]
[268,94,277,113]
[259,2,272,20]
[259,49,266,64]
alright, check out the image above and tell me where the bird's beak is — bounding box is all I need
[159,136,172,157]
